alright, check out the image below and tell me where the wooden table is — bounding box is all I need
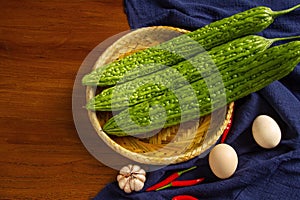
[0,1,130,199]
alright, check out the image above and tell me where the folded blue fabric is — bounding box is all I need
[94,1,300,199]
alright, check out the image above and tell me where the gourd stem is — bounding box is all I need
[270,35,300,43]
[272,4,300,17]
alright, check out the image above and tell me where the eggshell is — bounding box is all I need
[252,115,281,149]
[209,143,238,179]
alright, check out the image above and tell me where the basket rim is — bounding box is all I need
[85,26,235,165]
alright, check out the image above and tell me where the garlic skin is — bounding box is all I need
[117,164,146,193]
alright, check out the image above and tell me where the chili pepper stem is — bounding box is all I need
[156,183,172,191]
[156,178,205,191]
[177,166,197,176]
[146,166,197,191]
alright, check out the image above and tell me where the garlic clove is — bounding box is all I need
[123,181,132,193]
[131,164,141,172]
[118,176,128,190]
[130,178,144,192]
[117,174,125,183]
[119,166,131,176]
[137,168,146,175]
[128,164,134,171]
[129,177,135,191]
[132,173,146,182]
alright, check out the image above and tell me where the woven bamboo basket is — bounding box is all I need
[86,26,234,165]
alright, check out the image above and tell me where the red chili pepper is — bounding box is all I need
[146,166,197,191]
[220,110,234,143]
[172,195,199,200]
[156,178,205,191]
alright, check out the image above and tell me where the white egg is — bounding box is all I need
[252,115,281,149]
[209,143,238,179]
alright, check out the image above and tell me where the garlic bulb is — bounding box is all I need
[117,164,146,193]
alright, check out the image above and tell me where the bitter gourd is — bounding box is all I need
[82,4,300,86]
[86,35,300,111]
[103,41,300,136]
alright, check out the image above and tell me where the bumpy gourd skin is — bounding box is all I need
[87,35,297,111]
[82,5,300,86]
[103,41,300,136]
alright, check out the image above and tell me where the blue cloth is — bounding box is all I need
[94,1,300,199]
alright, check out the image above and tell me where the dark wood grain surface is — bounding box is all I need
[0,1,130,199]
